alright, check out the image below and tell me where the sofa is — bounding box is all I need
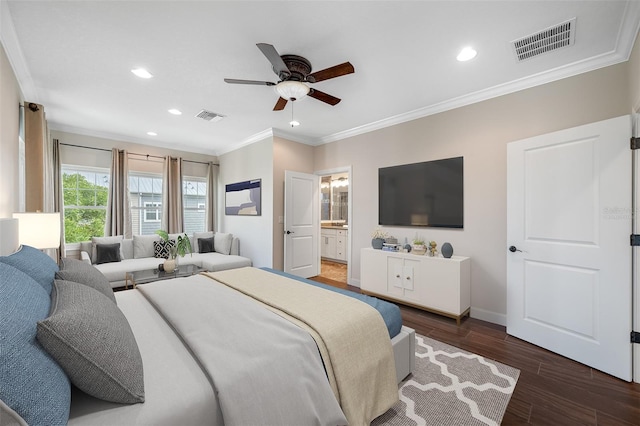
[79,232,252,288]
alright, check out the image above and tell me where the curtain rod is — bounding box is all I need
[59,142,218,165]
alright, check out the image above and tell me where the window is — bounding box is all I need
[129,173,163,235]
[183,177,207,234]
[62,166,109,243]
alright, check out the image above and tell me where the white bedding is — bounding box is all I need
[68,289,222,426]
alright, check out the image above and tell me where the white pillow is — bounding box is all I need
[192,231,214,253]
[214,233,233,255]
[133,235,160,259]
[91,236,123,265]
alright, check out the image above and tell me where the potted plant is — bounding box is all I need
[371,227,388,249]
[155,230,192,273]
[412,235,427,255]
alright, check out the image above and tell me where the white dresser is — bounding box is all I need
[360,248,470,325]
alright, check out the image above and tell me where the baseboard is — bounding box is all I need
[348,277,360,288]
[470,307,506,327]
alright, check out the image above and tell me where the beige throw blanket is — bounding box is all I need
[204,267,398,426]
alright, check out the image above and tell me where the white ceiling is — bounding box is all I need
[2,1,639,156]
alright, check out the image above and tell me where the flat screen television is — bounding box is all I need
[379,156,463,228]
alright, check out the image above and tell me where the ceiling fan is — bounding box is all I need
[224,43,355,111]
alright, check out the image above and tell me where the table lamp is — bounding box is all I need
[12,212,61,249]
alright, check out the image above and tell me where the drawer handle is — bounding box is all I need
[406,276,411,280]
[396,274,401,278]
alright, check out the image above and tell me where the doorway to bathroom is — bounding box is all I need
[317,167,351,285]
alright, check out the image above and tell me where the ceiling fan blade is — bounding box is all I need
[224,78,276,86]
[273,97,288,111]
[306,62,354,83]
[308,88,341,106]
[256,43,291,79]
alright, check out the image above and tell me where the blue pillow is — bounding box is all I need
[0,263,71,426]
[0,245,59,294]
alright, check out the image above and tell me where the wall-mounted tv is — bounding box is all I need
[225,179,261,216]
[379,156,463,228]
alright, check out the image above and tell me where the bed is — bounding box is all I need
[0,219,415,426]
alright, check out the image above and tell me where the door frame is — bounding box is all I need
[633,111,640,383]
[316,166,353,285]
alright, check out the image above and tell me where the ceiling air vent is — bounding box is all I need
[195,109,225,122]
[511,18,576,62]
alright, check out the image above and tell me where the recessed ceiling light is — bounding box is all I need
[168,109,182,115]
[131,68,153,79]
[147,131,157,136]
[290,120,300,127]
[457,47,477,62]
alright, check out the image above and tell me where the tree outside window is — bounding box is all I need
[62,167,109,243]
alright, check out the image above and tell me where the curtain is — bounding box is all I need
[105,148,132,238]
[51,139,64,261]
[162,156,183,233]
[205,162,218,232]
[29,103,58,261]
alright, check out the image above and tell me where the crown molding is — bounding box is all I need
[0,0,37,101]
[319,50,630,145]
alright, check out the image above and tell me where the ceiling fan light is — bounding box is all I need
[275,81,310,101]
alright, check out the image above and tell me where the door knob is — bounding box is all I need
[286,230,294,235]
[509,245,522,253]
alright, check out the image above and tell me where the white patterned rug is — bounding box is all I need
[372,334,520,426]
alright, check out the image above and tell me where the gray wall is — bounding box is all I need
[313,61,632,325]
[0,43,22,217]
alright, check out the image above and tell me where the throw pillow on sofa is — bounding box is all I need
[96,243,121,265]
[192,231,214,253]
[133,234,160,259]
[214,232,233,255]
[56,258,116,304]
[198,237,215,254]
[91,236,124,265]
[37,280,145,404]
[153,240,175,259]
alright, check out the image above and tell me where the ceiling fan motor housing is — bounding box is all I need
[277,55,313,82]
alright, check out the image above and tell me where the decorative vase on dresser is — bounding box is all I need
[371,238,384,249]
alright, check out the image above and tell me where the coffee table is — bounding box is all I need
[125,264,205,289]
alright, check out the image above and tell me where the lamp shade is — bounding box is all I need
[12,212,61,249]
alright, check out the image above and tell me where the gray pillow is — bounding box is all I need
[91,236,123,265]
[192,231,214,253]
[198,237,215,254]
[95,243,121,264]
[56,258,116,304]
[37,280,145,404]
[214,232,233,255]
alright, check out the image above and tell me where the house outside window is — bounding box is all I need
[62,166,109,243]
[129,172,163,235]
[183,177,207,234]
[143,202,161,222]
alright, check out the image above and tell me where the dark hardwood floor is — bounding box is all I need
[310,276,640,425]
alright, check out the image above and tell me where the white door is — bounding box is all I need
[507,115,632,381]
[284,171,320,278]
